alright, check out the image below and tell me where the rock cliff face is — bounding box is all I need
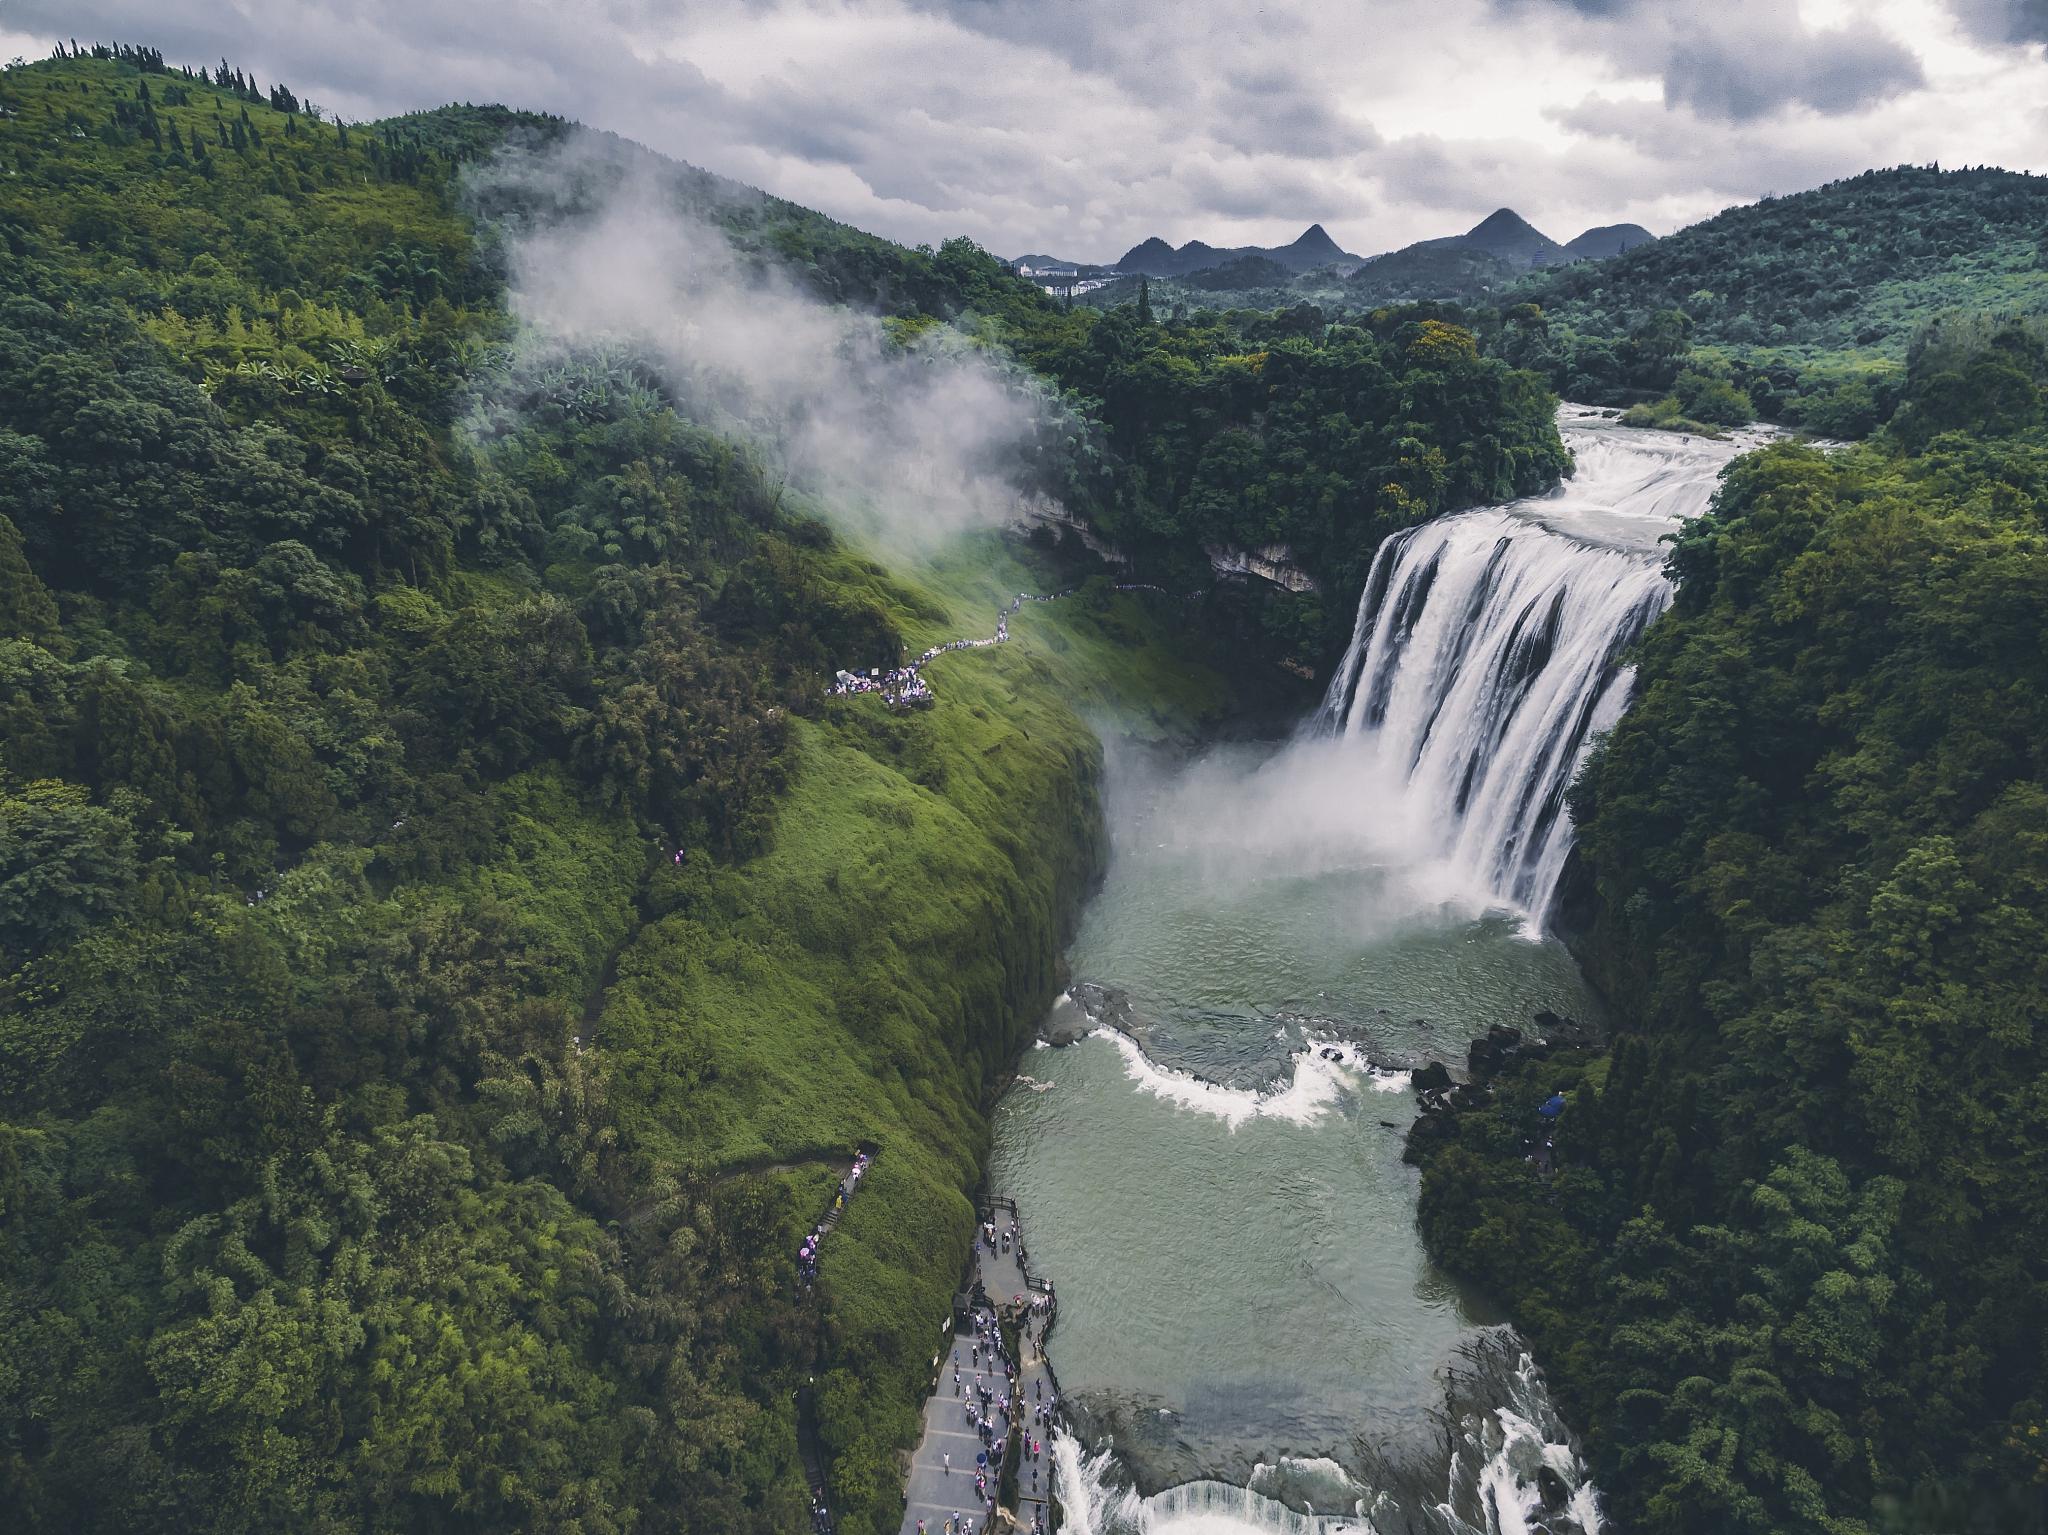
[1020,499,1132,567]
[1205,542,1318,593]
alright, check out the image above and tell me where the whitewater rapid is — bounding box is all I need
[1052,1334,1604,1534]
[1103,1026,1408,1131]
[1317,405,1773,925]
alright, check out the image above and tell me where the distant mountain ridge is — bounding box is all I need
[1395,208,1651,271]
[1109,222,1364,276]
[1067,209,1655,294]
[1414,207,1570,267]
[1565,223,1656,259]
[1339,208,1657,305]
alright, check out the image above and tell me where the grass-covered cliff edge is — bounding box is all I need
[0,43,1573,1535]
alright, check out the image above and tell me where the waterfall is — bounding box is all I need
[1315,510,1669,920]
[1053,1337,1603,1535]
[1315,407,1767,924]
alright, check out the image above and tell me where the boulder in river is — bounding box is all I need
[1049,981,1133,1045]
[1449,1082,1494,1110]
[1532,1008,1588,1043]
[1466,1024,1523,1078]
[1040,993,1093,1047]
[1411,1060,1454,1094]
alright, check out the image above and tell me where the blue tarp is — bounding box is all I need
[1538,1092,1567,1119]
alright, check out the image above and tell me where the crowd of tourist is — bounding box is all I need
[797,1149,873,1288]
[936,1305,1012,1535]
[910,1202,1067,1535]
[829,582,1191,714]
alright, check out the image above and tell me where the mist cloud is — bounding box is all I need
[467,134,1069,552]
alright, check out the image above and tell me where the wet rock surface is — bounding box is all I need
[1406,1012,1594,1167]
[1039,988,1099,1047]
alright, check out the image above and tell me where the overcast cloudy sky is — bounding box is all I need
[5,0,2047,260]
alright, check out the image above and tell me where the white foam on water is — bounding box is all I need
[1056,1431,1378,1534]
[1434,1349,1604,1535]
[1100,1029,1367,1130]
[1250,1454,1366,1511]
[1306,1038,1412,1093]
[1054,1347,1602,1535]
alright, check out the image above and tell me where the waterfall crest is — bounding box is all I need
[1315,407,1769,924]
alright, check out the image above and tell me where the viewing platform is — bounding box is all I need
[898,1195,1062,1535]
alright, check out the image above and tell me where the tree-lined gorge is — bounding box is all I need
[3,38,2048,1535]
[0,44,1560,1535]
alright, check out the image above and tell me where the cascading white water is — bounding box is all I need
[1053,1430,1380,1534]
[1019,409,1771,1535]
[1052,1340,1603,1535]
[1316,406,1772,924]
[1316,510,1669,919]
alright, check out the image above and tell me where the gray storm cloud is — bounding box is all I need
[1950,0,2048,43]
[466,134,1072,553]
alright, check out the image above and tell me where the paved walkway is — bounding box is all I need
[899,1199,1062,1535]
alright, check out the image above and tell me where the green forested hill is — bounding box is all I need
[1493,166,2048,434]
[0,43,1197,1535]
[1516,165,2048,358]
[0,42,1567,1535]
[1343,243,1517,306]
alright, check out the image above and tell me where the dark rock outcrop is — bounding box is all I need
[1411,1059,1454,1095]
[1466,1024,1523,1078]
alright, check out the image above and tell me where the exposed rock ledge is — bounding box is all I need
[1205,542,1318,593]
[1015,497,1131,566]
